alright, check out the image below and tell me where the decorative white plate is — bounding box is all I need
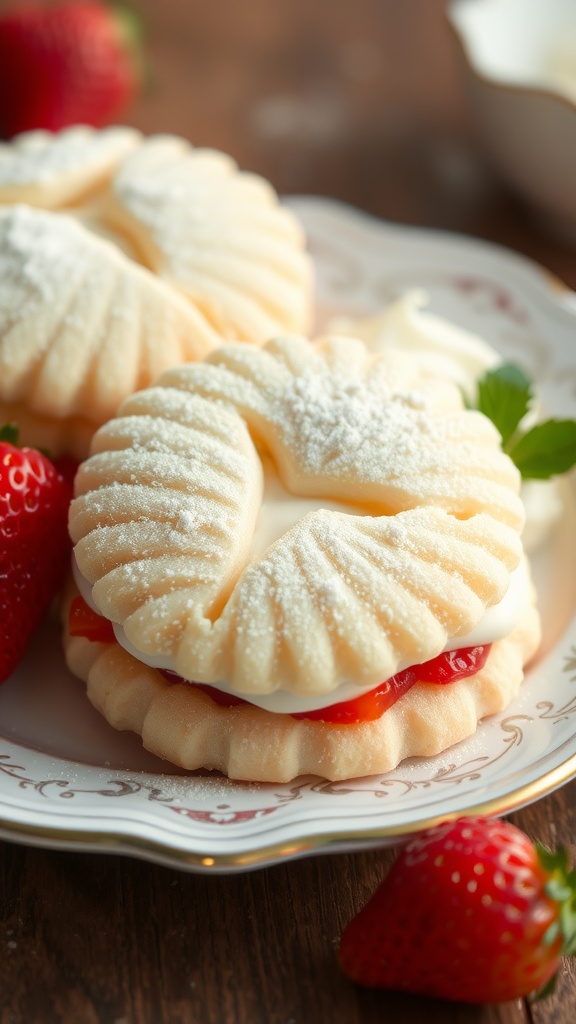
[1,197,575,874]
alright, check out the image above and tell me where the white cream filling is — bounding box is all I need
[248,453,370,561]
[328,290,501,402]
[72,552,529,715]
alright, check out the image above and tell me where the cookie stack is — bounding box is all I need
[0,126,541,782]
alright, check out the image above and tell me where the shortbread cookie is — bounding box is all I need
[65,334,538,781]
[0,205,219,457]
[100,134,312,340]
[0,128,313,454]
[63,586,540,783]
[0,125,141,208]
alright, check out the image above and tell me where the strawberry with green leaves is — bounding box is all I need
[0,1,141,139]
[339,815,576,1003]
[0,425,73,683]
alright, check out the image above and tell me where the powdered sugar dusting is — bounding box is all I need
[106,137,311,339]
[0,205,93,314]
[176,509,199,532]
[190,339,521,522]
[113,139,251,260]
[0,126,140,187]
[0,202,221,424]
[279,366,436,482]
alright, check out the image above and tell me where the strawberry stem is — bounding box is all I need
[535,974,558,1001]
[538,844,576,957]
[113,4,146,89]
[0,423,19,445]
[524,844,576,1001]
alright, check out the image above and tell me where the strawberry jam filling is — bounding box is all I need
[159,645,491,723]
[69,595,491,724]
[295,645,490,723]
[68,594,116,644]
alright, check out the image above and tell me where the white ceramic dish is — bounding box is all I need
[447,0,576,235]
[0,196,575,874]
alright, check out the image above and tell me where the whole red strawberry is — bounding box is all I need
[0,2,141,138]
[0,425,73,682]
[339,815,576,1003]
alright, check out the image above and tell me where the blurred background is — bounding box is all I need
[3,0,572,276]
[123,0,475,227]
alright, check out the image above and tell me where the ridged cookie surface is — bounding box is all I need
[102,134,312,341]
[0,205,218,439]
[0,128,312,455]
[0,126,141,208]
[70,335,525,697]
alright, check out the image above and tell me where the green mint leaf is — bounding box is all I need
[476,363,533,446]
[508,419,576,479]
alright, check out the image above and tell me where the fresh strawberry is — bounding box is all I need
[53,455,80,490]
[0,2,141,138]
[0,425,73,682]
[339,815,576,1003]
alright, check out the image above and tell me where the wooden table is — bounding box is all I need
[1,1,576,1021]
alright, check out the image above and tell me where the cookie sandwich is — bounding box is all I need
[64,333,540,782]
